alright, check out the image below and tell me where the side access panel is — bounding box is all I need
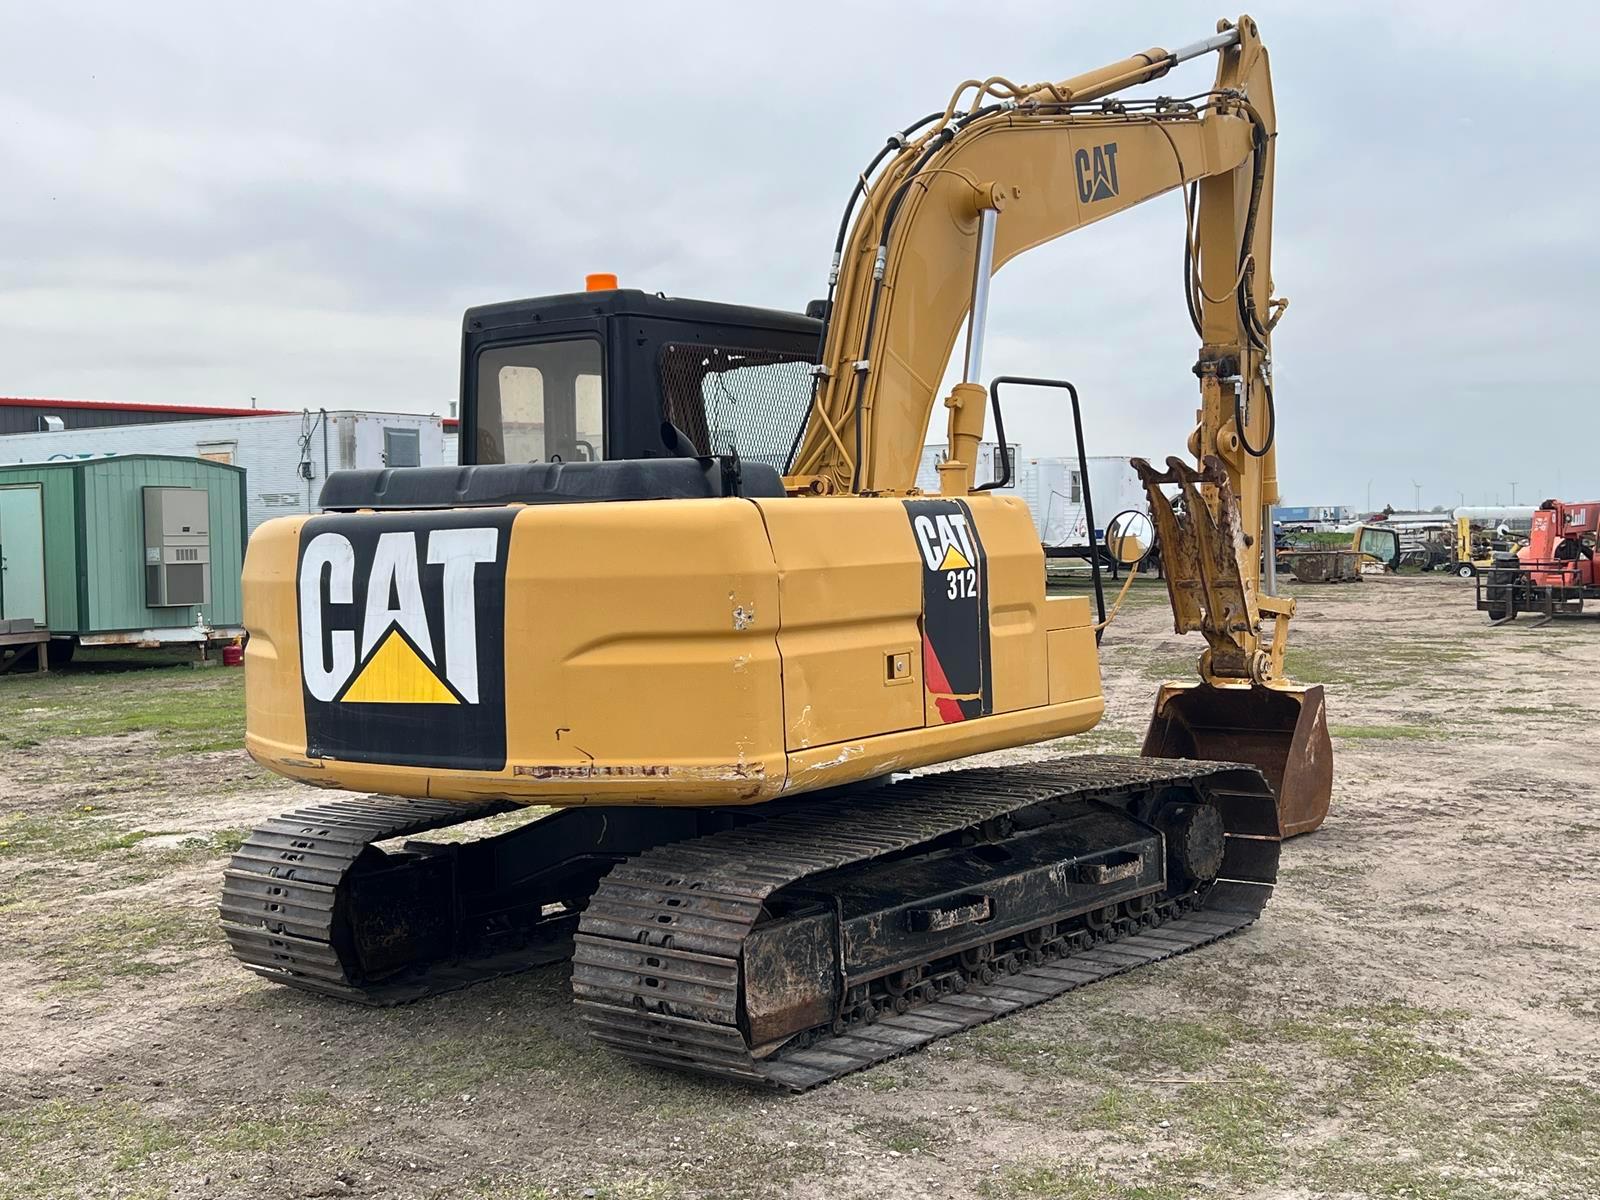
[752,497,925,752]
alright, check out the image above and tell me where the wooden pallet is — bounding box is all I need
[0,627,49,675]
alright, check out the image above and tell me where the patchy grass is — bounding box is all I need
[964,998,1560,1198]
[860,1071,907,1094]
[1157,1071,1299,1186]
[1377,641,1478,667]
[0,1097,188,1194]
[1523,1079,1600,1163]
[0,649,244,755]
[1049,725,1142,755]
[984,1164,1185,1199]
[190,827,251,856]
[1046,575,1173,610]
[1285,637,1481,692]
[957,1001,1491,1194]
[2,574,1596,1200]
[357,972,747,1120]
[470,1179,679,1200]
[1331,723,1442,741]
[853,1115,946,1154]
[953,1006,1258,1084]
[1270,1003,1468,1099]
[1118,652,1201,684]
[1300,1076,1600,1198]
[0,805,251,866]
[88,827,190,852]
[202,1105,349,1155]
[40,903,218,994]
[371,1024,591,1100]
[1282,645,1362,686]
[0,1091,353,1200]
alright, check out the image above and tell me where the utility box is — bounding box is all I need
[143,487,212,607]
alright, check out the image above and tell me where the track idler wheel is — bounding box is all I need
[1156,801,1226,888]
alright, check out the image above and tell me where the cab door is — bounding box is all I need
[1357,526,1400,571]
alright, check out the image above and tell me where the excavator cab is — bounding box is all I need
[456,287,820,470]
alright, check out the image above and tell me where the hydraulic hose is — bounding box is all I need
[1236,374,1275,459]
[785,112,943,475]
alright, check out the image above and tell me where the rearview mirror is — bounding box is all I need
[1105,509,1154,565]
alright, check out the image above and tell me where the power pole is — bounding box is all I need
[1412,480,1422,510]
[1510,481,1519,505]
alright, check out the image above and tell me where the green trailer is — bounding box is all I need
[0,455,245,662]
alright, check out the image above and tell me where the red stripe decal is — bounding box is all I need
[922,633,966,723]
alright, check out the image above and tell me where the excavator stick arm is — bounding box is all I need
[1133,455,1259,681]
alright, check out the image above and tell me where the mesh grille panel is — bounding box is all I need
[659,343,817,472]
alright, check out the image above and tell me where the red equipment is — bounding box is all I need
[1522,500,1599,588]
[1478,499,1600,625]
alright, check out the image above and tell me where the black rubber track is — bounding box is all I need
[571,755,1279,1089]
[218,795,571,1004]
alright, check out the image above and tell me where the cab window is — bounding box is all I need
[658,343,815,470]
[1359,528,1396,561]
[475,339,604,464]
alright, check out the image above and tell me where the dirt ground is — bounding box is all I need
[1,575,1596,1200]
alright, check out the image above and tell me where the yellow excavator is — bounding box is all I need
[226,15,1329,1089]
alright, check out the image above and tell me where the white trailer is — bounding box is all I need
[1017,455,1148,548]
[914,442,1021,492]
[0,410,447,536]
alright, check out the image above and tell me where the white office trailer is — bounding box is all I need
[0,410,447,535]
[914,442,1021,493]
[1017,455,1150,548]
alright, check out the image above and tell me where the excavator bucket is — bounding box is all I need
[1142,681,1332,837]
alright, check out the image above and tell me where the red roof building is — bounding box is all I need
[0,396,288,437]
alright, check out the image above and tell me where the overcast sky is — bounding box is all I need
[4,1,1596,509]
